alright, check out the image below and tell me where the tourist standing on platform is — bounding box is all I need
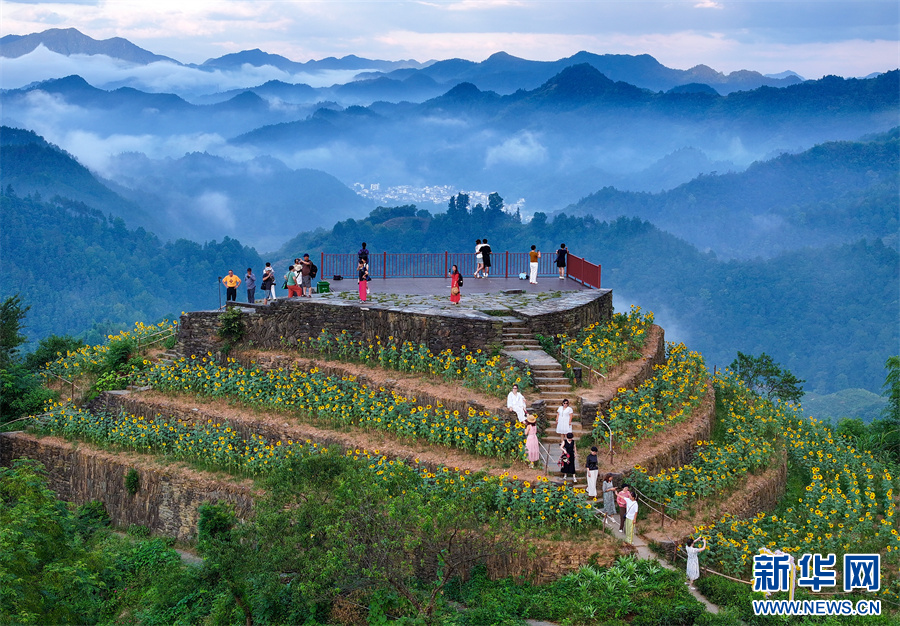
[525,414,540,468]
[685,536,708,589]
[601,473,617,519]
[506,384,528,422]
[245,268,256,303]
[222,270,240,303]
[555,398,573,443]
[624,488,639,544]
[285,265,299,298]
[299,254,313,298]
[556,243,568,279]
[357,258,369,301]
[449,264,462,304]
[529,245,540,284]
[616,484,630,532]
[586,445,599,500]
[481,239,492,277]
[559,432,577,484]
[262,263,276,304]
[474,239,484,278]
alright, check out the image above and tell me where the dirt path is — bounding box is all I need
[598,515,722,615]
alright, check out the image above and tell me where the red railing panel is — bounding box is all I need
[320,251,598,285]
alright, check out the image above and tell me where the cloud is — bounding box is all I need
[485,132,548,168]
[41,129,231,177]
[195,190,236,229]
[0,45,389,94]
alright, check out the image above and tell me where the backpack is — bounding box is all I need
[458,275,463,287]
[310,263,318,279]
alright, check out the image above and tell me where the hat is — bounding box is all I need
[526,414,537,423]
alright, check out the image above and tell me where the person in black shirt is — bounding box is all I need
[556,243,568,279]
[480,238,492,277]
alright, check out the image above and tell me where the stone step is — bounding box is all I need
[533,377,569,385]
[529,362,564,369]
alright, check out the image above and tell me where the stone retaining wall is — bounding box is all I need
[177,290,612,360]
[0,432,254,542]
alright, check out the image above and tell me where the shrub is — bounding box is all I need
[125,468,140,495]
[217,307,244,351]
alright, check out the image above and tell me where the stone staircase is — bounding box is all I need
[501,321,587,476]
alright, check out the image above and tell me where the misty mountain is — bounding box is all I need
[1,126,370,250]
[0,127,156,230]
[0,27,179,65]
[2,75,304,137]
[199,49,428,74]
[101,151,370,251]
[563,130,900,258]
[372,50,804,96]
[230,68,899,213]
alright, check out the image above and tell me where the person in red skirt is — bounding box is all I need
[450,264,462,304]
[357,258,369,301]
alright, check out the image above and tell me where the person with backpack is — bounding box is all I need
[261,263,276,304]
[299,254,314,297]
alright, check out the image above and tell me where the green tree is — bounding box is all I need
[882,355,900,423]
[487,191,504,213]
[728,351,805,403]
[0,294,28,368]
[0,460,104,623]
[23,335,86,372]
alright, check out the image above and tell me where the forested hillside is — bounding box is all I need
[565,130,900,258]
[283,204,898,395]
[0,190,262,344]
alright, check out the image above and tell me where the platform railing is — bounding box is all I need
[566,253,602,289]
[320,251,583,281]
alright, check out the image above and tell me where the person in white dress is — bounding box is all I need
[555,398,573,443]
[506,384,528,422]
[685,536,708,588]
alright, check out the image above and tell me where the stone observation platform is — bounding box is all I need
[182,281,612,359]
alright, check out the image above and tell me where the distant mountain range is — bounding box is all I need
[1,27,811,100]
[0,27,179,65]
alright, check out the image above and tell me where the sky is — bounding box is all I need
[2,0,898,79]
